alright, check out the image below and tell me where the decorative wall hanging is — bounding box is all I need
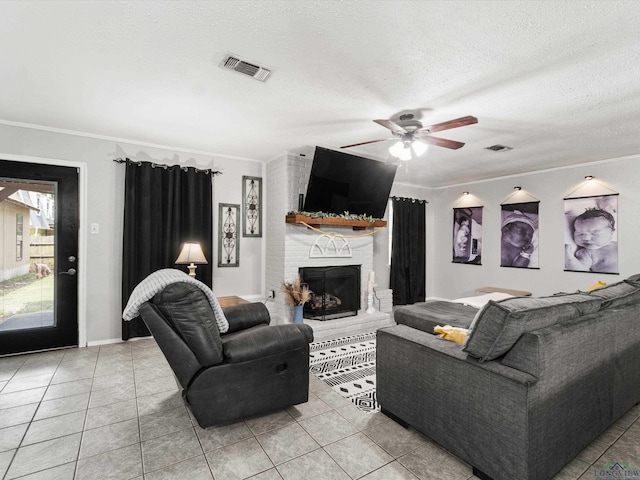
[563,194,618,274]
[310,234,353,258]
[452,207,482,265]
[218,203,240,267]
[242,176,262,237]
[500,202,539,269]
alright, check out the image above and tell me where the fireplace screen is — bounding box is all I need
[299,265,361,321]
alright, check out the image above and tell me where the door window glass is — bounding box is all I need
[1,183,55,332]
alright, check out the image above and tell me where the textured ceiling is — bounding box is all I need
[1,0,639,187]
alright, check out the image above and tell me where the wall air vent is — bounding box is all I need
[220,55,271,82]
[484,144,513,152]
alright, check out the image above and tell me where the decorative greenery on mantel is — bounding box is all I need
[286,211,382,223]
[285,211,387,231]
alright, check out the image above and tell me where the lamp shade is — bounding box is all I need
[175,242,208,264]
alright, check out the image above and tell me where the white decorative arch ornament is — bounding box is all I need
[310,234,352,258]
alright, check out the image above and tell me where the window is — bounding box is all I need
[16,214,24,261]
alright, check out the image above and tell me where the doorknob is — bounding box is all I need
[60,268,77,276]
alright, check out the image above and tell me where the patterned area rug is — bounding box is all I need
[309,332,379,413]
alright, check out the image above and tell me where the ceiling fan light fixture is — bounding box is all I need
[398,146,412,162]
[389,138,428,161]
[388,141,406,158]
[411,140,428,156]
[343,114,477,153]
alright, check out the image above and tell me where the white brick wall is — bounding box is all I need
[265,155,287,322]
[287,153,312,212]
[266,151,375,324]
[283,226,374,319]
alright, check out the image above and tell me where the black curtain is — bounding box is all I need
[390,197,426,305]
[121,160,213,340]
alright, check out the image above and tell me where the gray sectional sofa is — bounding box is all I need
[377,275,640,480]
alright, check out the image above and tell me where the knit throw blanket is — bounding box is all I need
[122,268,229,333]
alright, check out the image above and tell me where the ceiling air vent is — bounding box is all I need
[220,55,271,82]
[484,144,513,152]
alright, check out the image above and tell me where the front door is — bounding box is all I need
[0,159,79,355]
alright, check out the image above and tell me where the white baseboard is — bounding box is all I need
[87,336,152,347]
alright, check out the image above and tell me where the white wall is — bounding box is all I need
[0,122,263,344]
[429,155,640,300]
[212,156,264,298]
[373,181,432,291]
[3,120,638,344]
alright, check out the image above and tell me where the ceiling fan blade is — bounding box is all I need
[340,138,388,149]
[414,133,465,150]
[373,119,407,135]
[423,115,478,133]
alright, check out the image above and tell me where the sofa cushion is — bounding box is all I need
[463,293,602,363]
[588,280,640,308]
[394,300,478,333]
[152,282,224,367]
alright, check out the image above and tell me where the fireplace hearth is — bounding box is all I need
[299,265,361,321]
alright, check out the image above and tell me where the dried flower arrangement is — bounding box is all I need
[281,275,311,306]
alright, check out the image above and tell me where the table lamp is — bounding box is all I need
[176,242,207,277]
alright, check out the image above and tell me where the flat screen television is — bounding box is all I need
[302,147,397,219]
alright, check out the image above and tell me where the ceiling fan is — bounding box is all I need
[340,113,478,161]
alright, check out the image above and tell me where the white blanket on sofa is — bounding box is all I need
[451,292,513,309]
[122,268,229,333]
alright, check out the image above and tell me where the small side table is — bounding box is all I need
[475,286,532,297]
[217,296,250,308]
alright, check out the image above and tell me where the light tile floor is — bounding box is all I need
[1,339,639,480]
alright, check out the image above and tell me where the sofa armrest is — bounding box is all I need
[222,324,313,363]
[377,324,537,480]
[223,302,271,333]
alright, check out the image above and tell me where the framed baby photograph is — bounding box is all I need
[564,194,618,274]
[500,202,539,269]
[452,207,482,265]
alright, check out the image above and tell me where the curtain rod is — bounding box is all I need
[390,196,428,204]
[113,157,222,176]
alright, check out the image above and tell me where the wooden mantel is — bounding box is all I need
[286,214,387,231]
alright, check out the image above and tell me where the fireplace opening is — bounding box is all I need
[299,265,361,321]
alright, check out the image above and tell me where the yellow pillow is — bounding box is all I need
[587,281,607,292]
[434,325,469,344]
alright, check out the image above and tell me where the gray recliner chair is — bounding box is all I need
[138,281,313,427]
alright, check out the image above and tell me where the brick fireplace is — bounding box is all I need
[265,150,393,340]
